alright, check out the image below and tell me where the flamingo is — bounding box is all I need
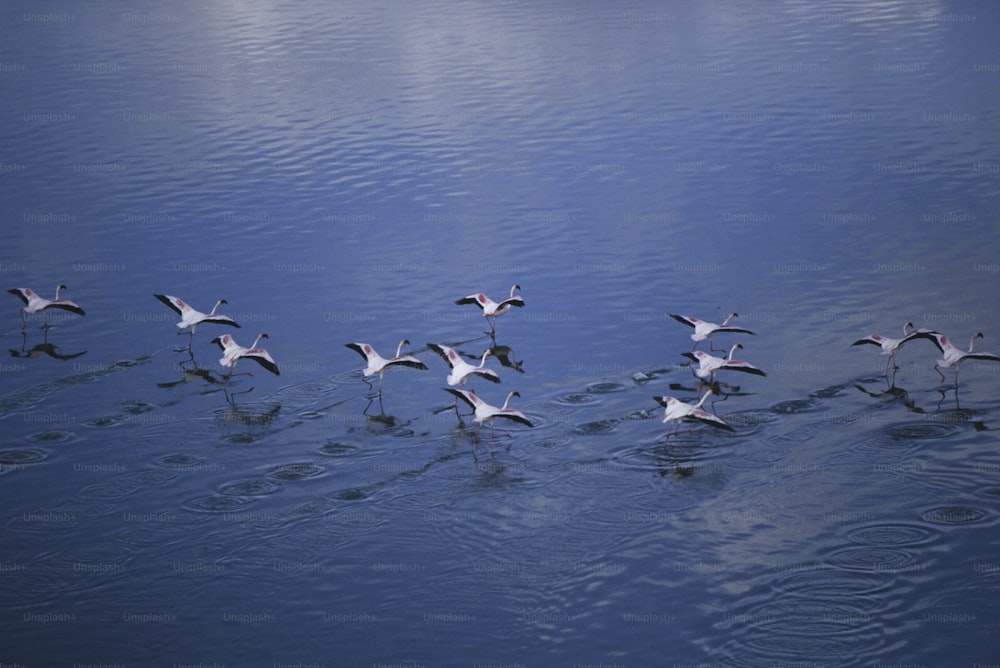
[851,321,938,376]
[211,333,280,378]
[427,343,500,388]
[681,343,766,385]
[653,390,733,440]
[345,339,428,396]
[670,313,754,351]
[922,331,1000,384]
[444,388,532,444]
[154,294,239,348]
[9,285,85,330]
[455,284,524,334]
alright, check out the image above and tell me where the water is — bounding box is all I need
[3,0,1000,665]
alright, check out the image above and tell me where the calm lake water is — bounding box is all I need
[3,1,1000,665]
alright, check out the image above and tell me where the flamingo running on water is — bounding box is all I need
[444,388,532,445]
[455,284,524,335]
[345,339,428,396]
[681,343,766,385]
[211,333,280,378]
[851,321,937,376]
[9,285,85,330]
[669,313,755,351]
[922,331,1000,385]
[154,294,239,348]
[653,390,733,440]
[427,343,500,388]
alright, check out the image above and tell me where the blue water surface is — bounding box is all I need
[2,1,1000,666]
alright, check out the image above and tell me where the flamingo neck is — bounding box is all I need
[969,335,980,352]
[501,393,515,410]
[479,350,491,366]
[251,334,265,349]
[727,345,740,361]
[695,391,713,408]
[721,313,735,326]
[54,285,64,299]
[395,341,406,358]
[210,300,223,315]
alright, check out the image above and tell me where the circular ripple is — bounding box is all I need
[318,442,357,457]
[85,416,125,427]
[0,448,48,465]
[847,523,935,546]
[569,419,617,436]
[26,430,75,443]
[267,462,324,481]
[298,411,326,419]
[724,410,781,429]
[555,393,598,406]
[159,453,200,466]
[827,546,919,572]
[921,506,987,525]
[123,469,176,485]
[885,422,961,441]
[184,495,251,512]
[219,479,281,496]
[771,399,817,414]
[586,382,626,394]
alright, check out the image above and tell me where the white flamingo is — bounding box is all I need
[922,331,1000,384]
[670,312,754,351]
[345,339,428,396]
[653,390,733,440]
[427,343,500,388]
[681,343,766,383]
[154,294,239,347]
[851,321,937,376]
[455,284,524,334]
[9,285,85,330]
[445,388,532,443]
[212,333,280,378]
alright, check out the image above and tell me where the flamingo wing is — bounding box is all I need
[851,335,885,347]
[455,294,487,309]
[48,300,86,316]
[427,343,458,368]
[387,355,428,371]
[717,325,756,335]
[444,388,477,410]
[245,350,280,375]
[721,360,766,376]
[344,342,373,361]
[687,407,734,431]
[8,288,32,306]
[200,313,240,328]
[496,295,525,310]
[669,314,699,329]
[154,294,189,317]
[495,410,532,427]
[962,352,1000,363]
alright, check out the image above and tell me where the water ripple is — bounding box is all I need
[846,523,936,547]
[920,506,987,525]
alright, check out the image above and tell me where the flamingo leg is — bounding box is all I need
[934,364,946,383]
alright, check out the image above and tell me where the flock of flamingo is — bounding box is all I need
[8,283,1000,452]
